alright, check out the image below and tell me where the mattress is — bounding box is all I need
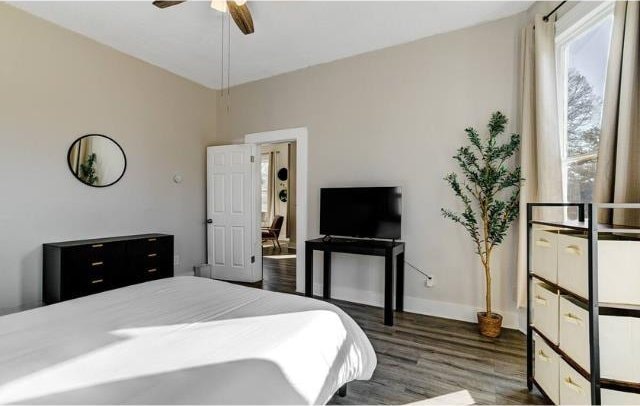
[0,276,376,404]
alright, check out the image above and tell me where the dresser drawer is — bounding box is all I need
[66,270,111,299]
[602,389,640,405]
[139,263,171,282]
[533,332,560,404]
[128,236,171,257]
[531,229,558,283]
[532,279,559,344]
[557,234,588,299]
[559,296,590,372]
[600,315,640,382]
[598,238,640,305]
[559,359,591,405]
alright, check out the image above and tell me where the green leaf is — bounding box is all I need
[441,111,523,258]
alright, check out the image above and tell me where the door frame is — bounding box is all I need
[245,127,308,293]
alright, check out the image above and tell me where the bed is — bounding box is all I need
[0,276,376,404]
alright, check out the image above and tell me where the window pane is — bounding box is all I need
[566,16,612,158]
[567,157,597,204]
[561,12,613,204]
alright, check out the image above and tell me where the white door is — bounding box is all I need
[207,145,261,282]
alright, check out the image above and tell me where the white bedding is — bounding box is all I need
[0,276,376,405]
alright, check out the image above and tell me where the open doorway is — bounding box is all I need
[259,142,297,293]
[245,127,308,296]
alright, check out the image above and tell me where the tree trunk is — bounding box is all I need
[484,260,492,317]
[481,203,492,317]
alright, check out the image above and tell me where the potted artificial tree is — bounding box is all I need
[441,111,522,338]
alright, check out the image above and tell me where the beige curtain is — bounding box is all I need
[261,152,275,225]
[516,16,564,308]
[268,151,276,223]
[287,143,297,242]
[594,1,640,226]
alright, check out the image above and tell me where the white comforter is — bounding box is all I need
[0,277,376,405]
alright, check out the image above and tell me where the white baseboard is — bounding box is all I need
[302,283,521,330]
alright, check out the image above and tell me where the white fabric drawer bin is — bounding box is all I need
[557,234,589,299]
[558,234,640,305]
[602,389,640,405]
[534,332,560,404]
[598,237,640,305]
[559,358,591,405]
[600,315,640,382]
[531,229,558,283]
[532,279,559,343]
[559,296,590,372]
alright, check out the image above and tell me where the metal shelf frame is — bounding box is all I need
[526,202,640,405]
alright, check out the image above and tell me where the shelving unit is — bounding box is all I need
[527,203,640,405]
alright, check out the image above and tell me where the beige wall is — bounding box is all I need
[215,13,527,327]
[0,4,217,312]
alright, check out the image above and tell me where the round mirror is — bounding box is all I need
[277,167,288,181]
[67,134,126,187]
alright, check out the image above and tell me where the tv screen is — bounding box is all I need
[320,187,402,239]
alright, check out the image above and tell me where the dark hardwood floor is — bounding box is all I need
[250,245,545,405]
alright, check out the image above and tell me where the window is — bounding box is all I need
[556,3,613,206]
[261,153,271,214]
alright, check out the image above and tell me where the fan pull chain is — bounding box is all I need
[227,10,231,97]
[227,10,231,114]
[220,11,225,96]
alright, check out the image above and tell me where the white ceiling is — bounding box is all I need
[10,1,533,89]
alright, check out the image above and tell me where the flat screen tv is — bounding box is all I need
[320,187,402,240]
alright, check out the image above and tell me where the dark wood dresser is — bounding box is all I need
[43,234,174,304]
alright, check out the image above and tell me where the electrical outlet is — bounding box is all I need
[425,275,435,288]
[174,255,180,266]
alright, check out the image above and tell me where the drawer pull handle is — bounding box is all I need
[563,377,583,393]
[148,238,157,242]
[535,239,551,248]
[91,279,104,284]
[91,261,104,266]
[147,253,157,257]
[534,296,548,305]
[147,268,158,273]
[537,350,550,361]
[565,245,582,255]
[91,244,103,248]
[563,313,583,325]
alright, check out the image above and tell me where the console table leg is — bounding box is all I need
[396,251,404,312]
[305,246,313,297]
[323,250,331,299]
[384,251,393,326]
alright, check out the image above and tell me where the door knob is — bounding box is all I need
[207,219,213,224]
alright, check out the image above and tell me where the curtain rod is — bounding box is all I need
[543,1,567,22]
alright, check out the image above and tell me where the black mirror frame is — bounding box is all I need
[277,167,288,181]
[67,133,127,188]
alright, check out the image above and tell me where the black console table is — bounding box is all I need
[305,237,405,326]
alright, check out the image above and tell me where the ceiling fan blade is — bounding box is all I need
[152,1,186,9]
[227,1,254,35]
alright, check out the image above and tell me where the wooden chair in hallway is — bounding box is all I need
[262,215,284,249]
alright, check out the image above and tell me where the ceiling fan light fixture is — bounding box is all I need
[211,0,227,13]
[234,0,247,5]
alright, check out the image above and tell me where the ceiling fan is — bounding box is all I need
[152,1,255,35]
